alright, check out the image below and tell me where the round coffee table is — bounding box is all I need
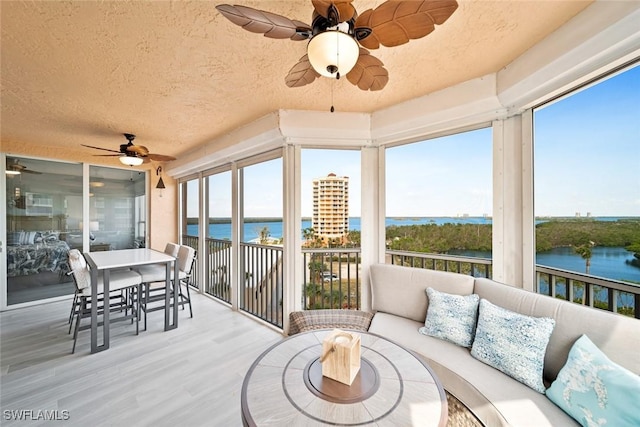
[241,329,447,426]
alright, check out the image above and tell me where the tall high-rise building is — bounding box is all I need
[312,173,349,243]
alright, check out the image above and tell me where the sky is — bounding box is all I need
[533,64,639,217]
[191,64,639,218]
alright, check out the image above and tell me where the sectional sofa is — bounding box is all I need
[288,264,640,426]
[367,263,640,426]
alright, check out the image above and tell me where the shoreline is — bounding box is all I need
[186,216,640,225]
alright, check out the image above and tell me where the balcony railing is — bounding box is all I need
[387,250,493,278]
[206,238,232,304]
[302,248,361,310]
[181,235,199,289]
[240,242,283,328]
[386,249,639,319]
[183,235,283,328]
[536,265,639,319]
[181,237,639,323]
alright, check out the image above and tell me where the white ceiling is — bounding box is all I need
[1,1,593,165]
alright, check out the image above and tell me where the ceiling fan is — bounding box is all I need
[6,158,41,175]
[216,0,458,91]
[82,133,177,166]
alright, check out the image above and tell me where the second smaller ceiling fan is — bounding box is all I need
[6,158,41,175]
[82,133,176,166]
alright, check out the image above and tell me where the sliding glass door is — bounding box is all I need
[5,157,82,305]
[3,156,148,308]
[88,166,146,251]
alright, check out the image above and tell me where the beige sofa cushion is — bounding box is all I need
[369,312,578,427]
[369,264,475,323]
[474,278,640,382]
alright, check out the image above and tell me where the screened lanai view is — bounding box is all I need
[2,1,639,426]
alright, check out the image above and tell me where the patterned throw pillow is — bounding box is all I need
[546,334,640,427]
[419,287,480,348]
[471,299,555,393]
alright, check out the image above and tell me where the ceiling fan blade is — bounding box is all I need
[128,145,149,156]
[93,154,122,157]
[21,169,42,175]
[285,54,320,88]
[346,49,389,91]
[146,153,176,162]
[81,144,121,153]
[216,4,312,40]
[355,0,458,49]
[312,0,356,22]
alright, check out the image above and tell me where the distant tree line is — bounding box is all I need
[384,219,640,256]
[386,223,492,253]
[535,219,640,253]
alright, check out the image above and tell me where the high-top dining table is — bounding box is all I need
[83,248,179,353]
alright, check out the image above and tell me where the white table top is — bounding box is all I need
[84,248,175,270]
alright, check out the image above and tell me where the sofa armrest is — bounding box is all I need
[288,309,374,335]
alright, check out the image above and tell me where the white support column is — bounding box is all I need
[521,109,536,292]
[0,154,7,310]
[282,144,302,333]
[82,163,90,252]
[360,145,384,311]
[198,172,207,294]
[230,163,240,311]
[492,115,527,287]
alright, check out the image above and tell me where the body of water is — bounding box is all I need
[450,246,640,284]
[187,217,640,285]
[188,216,493,241]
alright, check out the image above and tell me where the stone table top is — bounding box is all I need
[241,329,447,426]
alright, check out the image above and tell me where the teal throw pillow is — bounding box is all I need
[471,299,555,393]
[419,287,479,348]
[546,334,640,427]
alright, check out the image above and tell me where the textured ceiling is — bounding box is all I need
[1,0,592,165]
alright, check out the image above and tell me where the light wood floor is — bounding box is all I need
[0,292,283,426]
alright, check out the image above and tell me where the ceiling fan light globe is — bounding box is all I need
[307,31,359,78]
[5,170,21,175]
[119,155,144,166]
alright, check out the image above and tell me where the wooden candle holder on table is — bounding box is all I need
[320,329,361,385]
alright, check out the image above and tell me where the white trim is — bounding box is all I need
[492,116,526,286]
[282,145,302,331]
[498,2,640,111]
[279,110,372,146]
[372,74,507,146]
[231,163,240,311]
[202,163,232,178]
[360,146,380,312]
[235,148,282,169]
[198,172,206,294]
[521,110,535,291]
[82,163,90,252]
[0,153,6,310]
[492,120,505,284]
[167,113,284,177]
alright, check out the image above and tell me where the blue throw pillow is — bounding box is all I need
[419,287,479,348]
[471,299,555,393]
[546,334,640,427]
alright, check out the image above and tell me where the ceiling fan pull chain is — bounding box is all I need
[330,78,335,113]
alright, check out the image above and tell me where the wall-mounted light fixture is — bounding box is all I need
[156,166,165,189]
